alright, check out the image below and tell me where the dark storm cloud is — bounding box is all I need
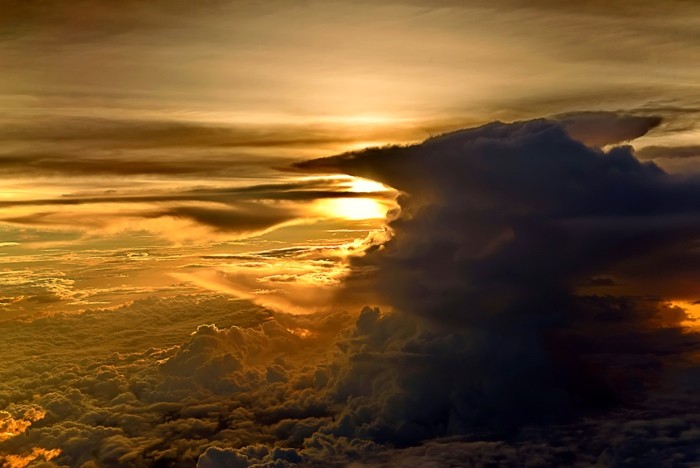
[295,119,700,435]
[554,111,662,147]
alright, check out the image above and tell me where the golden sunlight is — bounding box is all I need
[345,177,391,193]
[2,448,62,468]
[673,301,700,329]
[0,409,46,443]
[315,197,389,220]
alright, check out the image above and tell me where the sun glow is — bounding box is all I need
[345,177,391,193]
[315,197,389,220]
[308,175,397,220]
[673,301,700,329]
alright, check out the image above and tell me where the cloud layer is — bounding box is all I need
[3,119,700,466]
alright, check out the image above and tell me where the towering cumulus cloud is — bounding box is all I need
[295,119,700,436]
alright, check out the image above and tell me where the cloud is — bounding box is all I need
[3,118,700,466]
[0,153,262,177]
[156,204,297,234]
[0,178,392,209]
[554,111,662,146]
[1,447,61,468]
[344,408,700,466]
[0,177,394,246]
[296,119,700,303]
[0,294,363,466]
[2,295,700,466]
[295,118,700,430]
[0,408,46,443]
[0,118,367,179]
[0,118,357,150]
[637,145,700,159]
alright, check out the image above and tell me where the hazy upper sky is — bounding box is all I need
[2,0,699,316]
[2,1,700,466]
[3,0,700,142]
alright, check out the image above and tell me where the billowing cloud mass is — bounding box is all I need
[3,119,700,466]
[294,119,700,434]
[297,118,700,305]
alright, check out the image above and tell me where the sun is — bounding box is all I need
[315,197,389,220]
[345,177,390,193]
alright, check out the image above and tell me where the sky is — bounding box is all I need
[1,1,700,466]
